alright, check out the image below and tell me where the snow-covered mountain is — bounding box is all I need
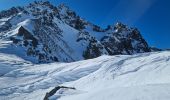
[0,49,170,100]
[0,1,152,63]
[0,1,169,100]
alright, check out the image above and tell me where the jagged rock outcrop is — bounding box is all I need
[101,22,151,55]
[44,86,75,100]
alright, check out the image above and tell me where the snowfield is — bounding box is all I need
[0,41,170,100]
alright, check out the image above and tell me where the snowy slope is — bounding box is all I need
[0,51,170,100]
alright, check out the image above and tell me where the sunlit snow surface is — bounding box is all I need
[0,40,170,100]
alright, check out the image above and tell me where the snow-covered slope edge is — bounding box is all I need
[0,51,170,100]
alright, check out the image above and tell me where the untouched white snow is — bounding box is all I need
[0,50,170,100]
[54,18,85,61]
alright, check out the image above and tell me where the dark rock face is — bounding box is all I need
[57,3,87,30]
[77,31,107,59]
[101,23,151,55]
[17,26,38,47]
[0,7,22,19]
[82,22,151,60]
[93,25,105,32]
[83,38,105,59]
[43,86,75,100]
[11,26,60,63]
[11,26,39,57]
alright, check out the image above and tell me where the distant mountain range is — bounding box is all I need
[0,1,157,63]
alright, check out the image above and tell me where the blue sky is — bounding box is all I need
[0,0,170,49]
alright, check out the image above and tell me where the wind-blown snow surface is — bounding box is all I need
[0,51,170,100]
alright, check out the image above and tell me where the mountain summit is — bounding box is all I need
[0,1,151,63]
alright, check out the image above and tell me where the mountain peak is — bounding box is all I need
[58,3,69,10]
[26,0,56,13]
[57,3,75,17]
[114,22,127,29]
[105,22,127,31]
[0,1,154,63]
[29,0,51,6]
